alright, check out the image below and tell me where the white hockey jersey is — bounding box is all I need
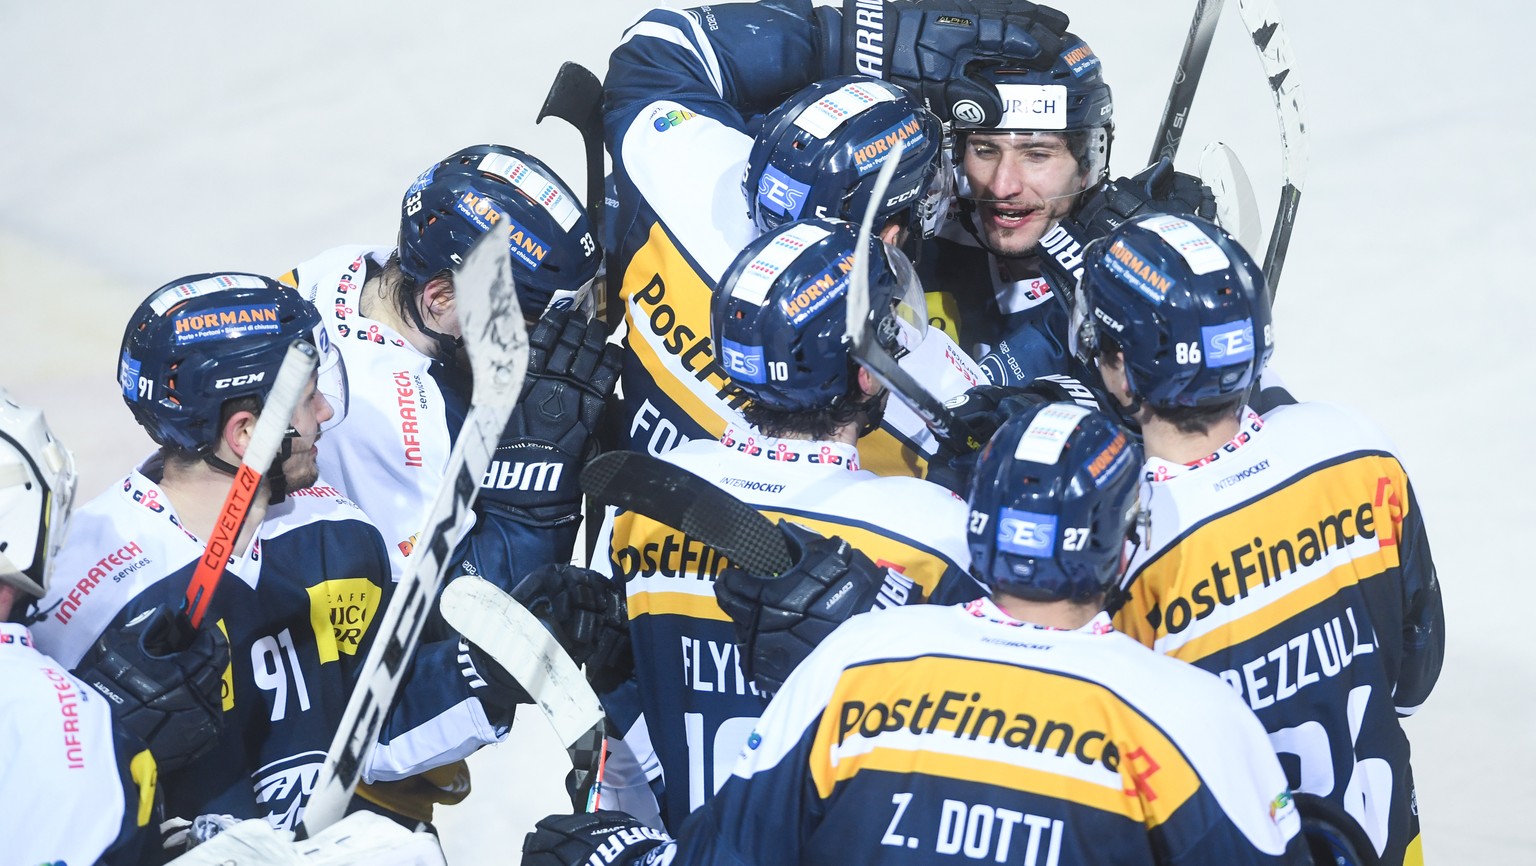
[0,623,160,866]
[280,245,466,580]
[32,464,505,828]
[591,431,983,828]
[663,600,1308,864]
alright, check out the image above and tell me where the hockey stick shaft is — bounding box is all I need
[184,340,318,629]
[1236,0,1307,299]
[580,450,791,576]
[301,225,529,835]
[1147,0,1227,166]
[844,139,984,453]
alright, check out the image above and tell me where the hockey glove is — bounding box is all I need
[926,376,1104,493]
[841,0,1071,122]
[524,810,673,866]
[715,522,915,693]
[73,604,228,774]
[482,307,621,528]
[1038,157,1217,299]
[511,562,633,695]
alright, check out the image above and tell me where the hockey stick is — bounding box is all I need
[1200,141,1262,255]
[1236,0,1307,299]
[844,139,984,453]
[438,575,609,811]
[184,340,318,629]
[537,62,618,327]
[301,225,530,834]
[1147,0,1227,165]
[580,450,791,576]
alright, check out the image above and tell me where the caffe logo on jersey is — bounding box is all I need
[996,508,1056,557]
[1103,239,1173,304]
[781,253,853,327]
[757,165,810,219]
[306,577,381,663]
[1201,320,1256,368]
[852,116,925,177]
[172,305,281,345]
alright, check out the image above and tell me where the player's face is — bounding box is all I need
[280,376,332,490]
[961,132,1086,256]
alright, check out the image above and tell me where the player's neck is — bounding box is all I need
[992,592,1100,630]
[1140,413,1241,466]
[360,271,438,358]
[158,457,268,556]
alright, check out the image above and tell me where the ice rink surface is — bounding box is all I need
[1,1,1527,861]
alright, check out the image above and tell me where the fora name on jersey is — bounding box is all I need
[1143,496,1381,636]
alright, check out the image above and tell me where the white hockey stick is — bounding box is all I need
[301,225,529,834]
[1236,0,1308,298]
[184,340,318,628]
[1200,141,1262,255]
[845,138,984,453]
[439,575,608,810]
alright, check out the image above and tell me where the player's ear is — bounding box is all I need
[855,365,883,399]
[422,275,456,316]
[220,408,258,460]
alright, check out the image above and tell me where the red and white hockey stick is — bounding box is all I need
[183,340,318,629]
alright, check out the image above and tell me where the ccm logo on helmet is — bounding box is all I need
[214,372,266,389]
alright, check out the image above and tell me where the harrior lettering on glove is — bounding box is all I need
[841,0,1071,122]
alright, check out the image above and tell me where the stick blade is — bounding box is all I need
[456,221,528,415]
[581,451,791,575]
[1200,141,1262,255]
[537,61,603,128]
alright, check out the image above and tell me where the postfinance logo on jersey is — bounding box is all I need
[1120,456,1406,663]
[307,578,382,662]
[810,656,1198,823]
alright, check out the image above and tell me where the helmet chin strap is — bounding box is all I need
[404,289,466,364]
[202,428,298,505]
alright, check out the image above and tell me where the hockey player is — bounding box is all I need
[603,0,1073,476]
[280,143,620,585]
[524,402,1313,865]
[590,219,985,831]
[1,390,165,866]
[1069,214,1442,866]
[32,274,537,835]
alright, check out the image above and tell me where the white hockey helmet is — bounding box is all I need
[0,388,76,599]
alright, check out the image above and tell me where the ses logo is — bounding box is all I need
[1202,320,1256,368]
[996,508,1057,556]
[756,165,809,219]
[719,338,767,384]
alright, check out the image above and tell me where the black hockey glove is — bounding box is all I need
[715,522,915,693]
[1038,157,1217,299]
[482,307,621,528]
[73,604,228,774]
[523,811,673,866]
[841,0,1071,122]
[926,376,1104,493]
[511,563,633,695]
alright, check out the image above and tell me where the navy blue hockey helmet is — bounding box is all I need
[119,273,346,454]
[744,76,945,238]
[712,218,925,413]
[966,402,1142,603]
[950,35,1115,187]
[1070,214,1273,409]
[398,144,601,316]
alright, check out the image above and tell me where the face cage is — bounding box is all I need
[311,324,349,434]
[871,241,930,357]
